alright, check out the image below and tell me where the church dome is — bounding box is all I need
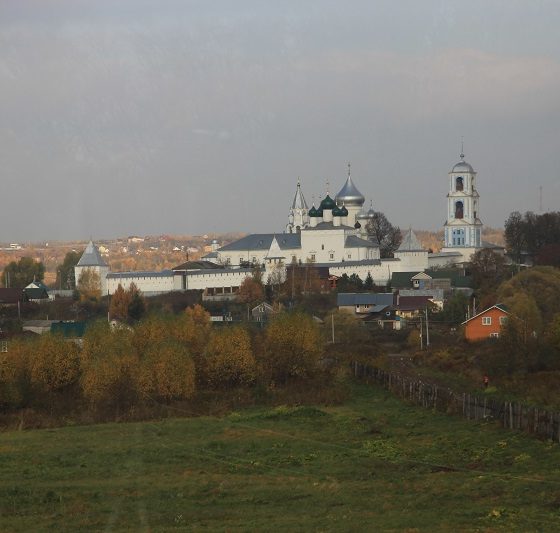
[335,170,365,207]
[339,205,349,217]
[452,154,474,173]
[308,205,319,217]
[320,194,336,210]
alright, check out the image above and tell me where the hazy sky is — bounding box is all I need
[1,0,560,241]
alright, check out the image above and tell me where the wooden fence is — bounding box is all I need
[352,362,560,443]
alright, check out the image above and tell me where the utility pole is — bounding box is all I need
[331,313,335,344]
[419,316,423,351]
[425,308,430,348]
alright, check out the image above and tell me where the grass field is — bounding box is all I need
[2,384,560,532]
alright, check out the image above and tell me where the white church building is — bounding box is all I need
[75,153,495,298]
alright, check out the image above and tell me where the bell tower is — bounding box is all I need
[442,150,483,257]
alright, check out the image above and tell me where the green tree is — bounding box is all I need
[55,251,81,290]
[470,249,508,295]
[364,272,374,291]
[1,257,45,288]
[127,288,146,321]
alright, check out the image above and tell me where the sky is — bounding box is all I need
[1,0,560,241]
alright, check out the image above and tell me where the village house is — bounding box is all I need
[462,304,509,341]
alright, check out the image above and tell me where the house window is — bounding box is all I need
[0,341,7,353]
[310,254,316,262]
[499,316,507,325]
[490,332,499,338]
[329,252,334,260]
[482,316,492,326]
[321,244,324,250]
[347,253,352,259]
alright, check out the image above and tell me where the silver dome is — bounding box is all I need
[335,174,365,207]
[451,154,474,173]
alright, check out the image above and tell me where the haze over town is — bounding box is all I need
[1,1,560,240]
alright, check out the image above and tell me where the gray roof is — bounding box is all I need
[345,235,379,248]
[398,229,424,252]
[335,172,365,207]
[77,241,108,267]
[219,233,301,252]
[202,251,219,259]
[315,259,382,268]
[107,270,173,279]
[186,267,254,277]
[451,154,475,174]
[337,292,394,307]
[305,222,355,231]
[291,182,308,210]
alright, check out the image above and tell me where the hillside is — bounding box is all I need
[2,383,559,531]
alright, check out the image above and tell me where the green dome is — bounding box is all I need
[308,205,319,217]
[332,206,343,217]
[339,205,349,217]
[320,194,336,210]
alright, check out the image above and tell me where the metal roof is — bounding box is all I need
[291,182,308,210]
[219,233,301,252]
[77,241,108,267]
[345,235,379,248]
[107,270,174,279]
[337,292,394,307]
[335,172,365,207]
[398,229,424,252]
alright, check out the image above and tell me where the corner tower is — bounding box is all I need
[441,151,483,259]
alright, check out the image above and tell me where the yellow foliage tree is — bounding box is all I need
[173,305,211,357]
[201,327,256,389]
[80,321,139,408]
[78,268,101,302]
[262,312,323,383]
[109,283,131,321]
[0,339,30,408]
[29,334,80,394]
[138,340,196,402]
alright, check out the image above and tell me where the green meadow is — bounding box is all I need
[2,384,560,532]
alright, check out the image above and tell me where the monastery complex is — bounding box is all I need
[75,153,501,298]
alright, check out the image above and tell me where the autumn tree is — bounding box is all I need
[80,321,140,409]
[109,283,145,321]
[1,257,45,288]
[0,339,31,409]
[109,284,131,320]
[237,275,264,307]
[138,340,195,402]
[174,305,212,357]
[261,312,323,383]
[327,310,372,347]
[29,334,80,399]
[365,211,402,258]
[200,327,256,389]
[78,268,101,301]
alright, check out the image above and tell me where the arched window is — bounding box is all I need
[456,177,464,191]
[455,201,464,219]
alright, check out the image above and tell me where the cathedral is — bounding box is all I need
[76,152,497,297]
